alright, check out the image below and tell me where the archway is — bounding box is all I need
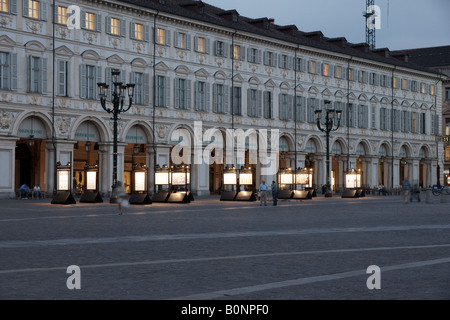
[15,116,48,193]
[73,120,101,195]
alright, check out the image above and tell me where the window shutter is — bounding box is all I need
[287,95,293,120]
[257,90,262,117]
[23,0,29,17]
[57,60,64,96]
[205,83,210,112]
[10,0,17,14]
[95,66,102,99]
[223,85,229,114]
[37,58,43,93]
[194,82,199,111]
[143,73,149,105]
[120,19,126,37]
[272,53,277,67]
[144,25,150,42]
[194,36,199,52]
[240,46,246,61]
[247,88,251,116]
[80,10,86,29]
[130,22,135,39]
[96,14,102,32]
[186,34,191,50]
[11,53,17,90]
[205,38,210,54]
[41,2,47,21]
[174,79,179,108]
[247,47,252,62]
[164,76,170,107]
[263,51,268,66]
[186,80,192,109]
[79,64,86,99]
[105,17,111,35]
[212,84,218,112]
[165,29,171,46]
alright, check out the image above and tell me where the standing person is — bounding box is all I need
[411,183,421,202]
[401,177,411,204]
[19,184,30,199]
[271,181,278,206]
[33,184,43,199]
[259,180,269,206]
[115,181,128,215]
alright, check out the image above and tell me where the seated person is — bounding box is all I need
[378,184,387,195]
[33,185,43,199]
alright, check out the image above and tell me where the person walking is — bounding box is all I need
[114,181,129,215]
[271,181,278,206]
[401,177,411,204]
[259,180,269,206]
[411,183,421,202]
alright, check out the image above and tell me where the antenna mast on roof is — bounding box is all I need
[363,0,376,50]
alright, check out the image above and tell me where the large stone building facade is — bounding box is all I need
[0,0,444,198]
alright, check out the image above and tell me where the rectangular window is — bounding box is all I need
[132,72,143,105]
[402,79,408,91]
[295,57,305,72]
[247,89,259,117]
[264,51,276,67]
[156,75,169,107]
[446,88,450,100]
[0,0,8,13]
[322,63,330,77]
[248,48,260,63]
[308,98,319,123]
[348,68,355,81]
[263,91,273,119]
[369,73,378,86]
[195,81,209,112]
[309,61,317,75]
[157,28,165,45]
[335,66,343,79]
[421,83,427,94]
[86,65,95,99]
[233,45,243,60]
[29,0,39,19]
[420,113,426,134]
[296,96,305,122]
[174,78,191,109]
[371,105,376,129]
[279,55,291,69]
[410,81,418,92]
[411,112,417,133]
[175,32,187,49]
[110,18,120,35]
[196,36,206,53]
[133,23,143,41]
[358,70,368,83]
[85,12,95,30]
[215,41,227,57]
[430,84,435,96]
[348,103,355,127]
[232,86,242,115]
[57,6,67,25]
[358,105,368,128]
[279,94,289,120]
[0,52,10,90]
[213,83,227,113]
[29,56,40,93]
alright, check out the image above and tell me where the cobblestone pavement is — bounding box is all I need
[0,193,449,303]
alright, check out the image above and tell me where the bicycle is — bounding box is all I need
[431,185,450,196]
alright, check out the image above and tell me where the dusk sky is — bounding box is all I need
[206,0,449,51]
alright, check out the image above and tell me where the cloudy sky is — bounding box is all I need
[205,0,449,51]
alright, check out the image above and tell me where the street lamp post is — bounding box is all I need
[98,69,135,203]
[315,100,342,197]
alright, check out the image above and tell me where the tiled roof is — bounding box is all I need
[392,46,450,68]
[119,0,440,75]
